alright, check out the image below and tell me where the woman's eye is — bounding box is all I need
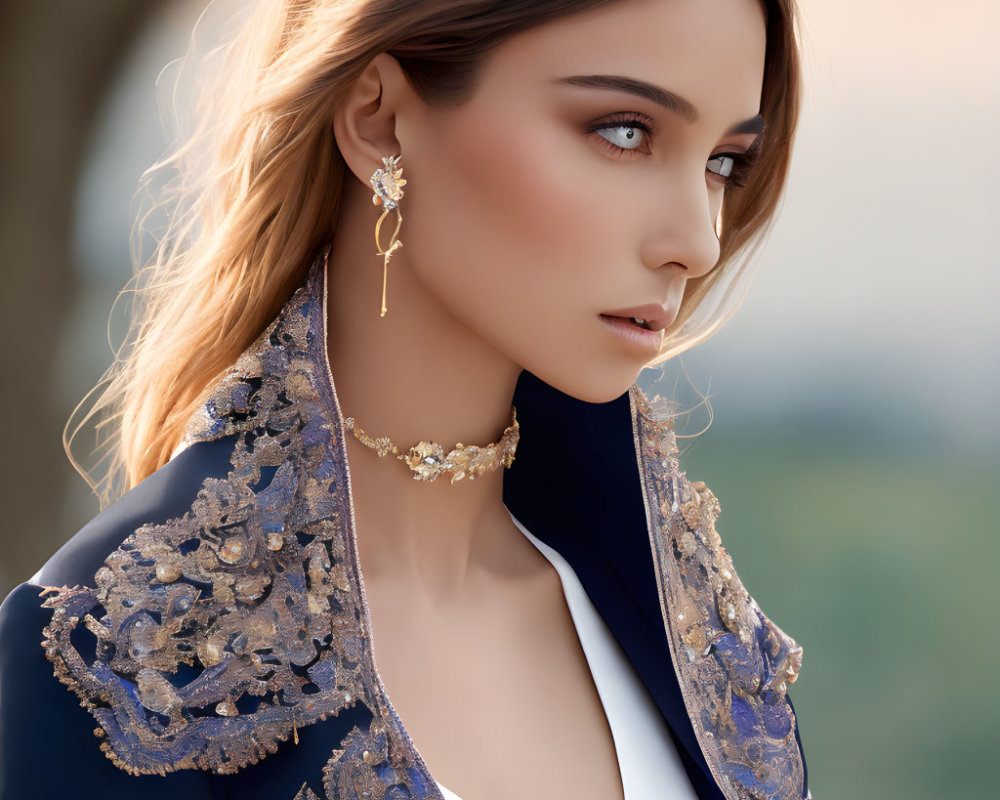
[707,154,736,178]
[706,147,760,188]
[587,114,654,158]
[595,124,648,151]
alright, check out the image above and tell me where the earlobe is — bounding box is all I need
[333,53,408,188]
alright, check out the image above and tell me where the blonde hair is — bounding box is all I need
[67,0,801,507]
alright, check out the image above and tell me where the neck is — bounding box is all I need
[325,183,526,599]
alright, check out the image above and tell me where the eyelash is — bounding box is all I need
[587,113,760,189]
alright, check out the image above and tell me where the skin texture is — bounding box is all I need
[328,0,766,797]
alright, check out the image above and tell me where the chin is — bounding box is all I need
[530,362,642,407]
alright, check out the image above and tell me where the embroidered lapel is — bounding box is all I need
[629,388,808,799]
[39,251,806,799]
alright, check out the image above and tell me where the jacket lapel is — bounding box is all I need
[628,386,807,799]
[503,370,725,797]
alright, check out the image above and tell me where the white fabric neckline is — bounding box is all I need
[435,511,698,800]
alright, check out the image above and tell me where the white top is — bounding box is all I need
[435,512,699,800]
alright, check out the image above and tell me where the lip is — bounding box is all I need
[599,313,665,352]
[600,303,677,332]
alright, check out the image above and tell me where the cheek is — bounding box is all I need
[405,110,609,318]
[463,119,588,255]
[400,110,655,400]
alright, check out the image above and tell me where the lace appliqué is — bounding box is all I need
[630,386,807,800]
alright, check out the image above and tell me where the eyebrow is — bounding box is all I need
[555,74,765,136]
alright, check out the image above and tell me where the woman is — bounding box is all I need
[0,0,809,798]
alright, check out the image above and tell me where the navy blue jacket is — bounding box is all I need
[0,255,809,800]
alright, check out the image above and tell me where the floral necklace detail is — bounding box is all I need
[343,407,519,484]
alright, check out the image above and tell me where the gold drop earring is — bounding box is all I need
[369,153,406,317]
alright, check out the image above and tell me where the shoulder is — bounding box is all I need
[22,433,281,773]
[32,436,240,590]
[3,418,367,783]
[0,260,374,794]
[0,579,219,796]
[0,438,239,790]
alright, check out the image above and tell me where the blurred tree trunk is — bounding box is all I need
[0,2,168,595]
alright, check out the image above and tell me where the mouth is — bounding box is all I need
[599,302,675,332]
[599,313,653,331]
[597,313,663,353]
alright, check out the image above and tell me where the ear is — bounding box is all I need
[334,53,414,189]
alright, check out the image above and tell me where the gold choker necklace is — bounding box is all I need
[343,407,519,484]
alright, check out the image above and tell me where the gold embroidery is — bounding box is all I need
[630,385,806,800]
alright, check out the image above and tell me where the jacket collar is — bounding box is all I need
[41,251,807,799]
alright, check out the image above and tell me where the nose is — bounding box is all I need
[640,173,722,279]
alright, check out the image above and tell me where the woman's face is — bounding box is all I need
[398,0,768,403]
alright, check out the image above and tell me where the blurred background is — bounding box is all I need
[1,1,996,797]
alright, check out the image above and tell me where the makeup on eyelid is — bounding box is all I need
[586,113,762,187]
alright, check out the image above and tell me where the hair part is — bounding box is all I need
[66,0,801,507]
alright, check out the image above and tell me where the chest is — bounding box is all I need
[362,567,626,800]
